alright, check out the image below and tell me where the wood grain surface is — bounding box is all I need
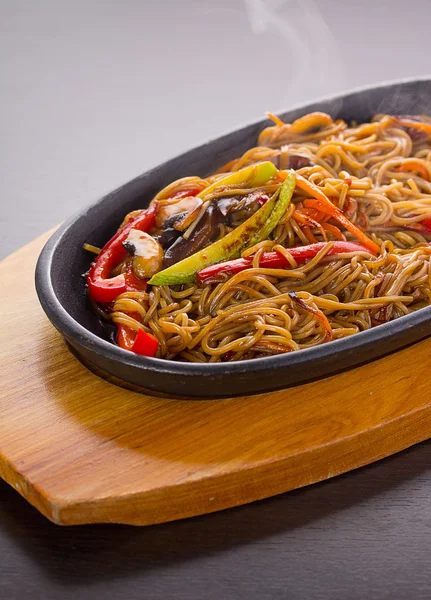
[2,3,431,597]
[1,231,431,527]
[1,444,430,600]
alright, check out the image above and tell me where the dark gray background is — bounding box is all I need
[1,1,430,599]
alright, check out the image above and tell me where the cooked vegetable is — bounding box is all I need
[398,160,430,180]
[288,290,333,342]
[87,205,157,303]
[85,111,431,364]
[249,173,297,245]
[131,330,159,356]
[160,162,280,264]
[163,192,272,268]
[293,173,380,254]
[196,161,278,200]
[163,203,220,267]
[123,230,164,278]
[394,115,431,137]
[287,155,314,170]
[148,171,296,285]
[155,195,202,229]
[124,266,148,292]
[196,241,374,282]
[117,326,159,357]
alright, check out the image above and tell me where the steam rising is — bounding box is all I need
[244,0,345,112]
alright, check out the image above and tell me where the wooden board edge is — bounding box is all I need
[2,227,431,526]
[28,402,431,526]
[0,455,60,525]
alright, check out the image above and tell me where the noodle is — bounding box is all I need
[87,112,431,362]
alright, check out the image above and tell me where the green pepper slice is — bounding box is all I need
[148,170,296,286]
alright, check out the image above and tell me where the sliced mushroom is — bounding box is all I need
[155,196,202,229]
[173,202,204,231]
[162,191,276,267]
[123,229,164,278]
[287,154,314,170]
[216,195,243,217]
[213,192,269,227]
[154,226,181,250]
[163,204,221,267]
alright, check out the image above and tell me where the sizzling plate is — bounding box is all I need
[36,78,431,398]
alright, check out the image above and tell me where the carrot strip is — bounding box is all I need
[288,291,333,342]
[303,226,318,243]
[398,160,430,181]
[294,210,327,241]
[396,117,431,136]
[293,174,380,254]
[300,206,330,223]
[321,222,346,241]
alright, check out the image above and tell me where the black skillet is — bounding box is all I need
[35,77,431,398]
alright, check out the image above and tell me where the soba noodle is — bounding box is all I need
[86,112,431,362]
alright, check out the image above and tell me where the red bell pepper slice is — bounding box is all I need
[398,216,431,234]
[124,266,148,292]
[87,204,157,303]
[169,188,201,199]
[116,325,159,357]
[130,329,159,356]
[197,241,373,282]
[421,218,431,233]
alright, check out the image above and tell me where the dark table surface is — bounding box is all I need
[1,1,431,598]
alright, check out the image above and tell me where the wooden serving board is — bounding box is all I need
[1,231,431,526]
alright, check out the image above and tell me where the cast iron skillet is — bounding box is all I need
[36,77,431,398]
